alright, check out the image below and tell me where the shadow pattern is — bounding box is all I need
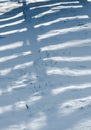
[0,0,91,129]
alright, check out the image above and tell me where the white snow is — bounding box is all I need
[0,0,91,130]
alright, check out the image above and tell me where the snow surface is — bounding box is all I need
[0,0,91,129]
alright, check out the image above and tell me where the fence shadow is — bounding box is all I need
[0,0,91,129]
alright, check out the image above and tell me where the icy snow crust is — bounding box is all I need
[0,0,91,129]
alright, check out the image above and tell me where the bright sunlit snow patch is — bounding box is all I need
[67,119,91,130]
[0,61,33,76]
[0,68,12,76]
[14,61,33,69]
[35,15,88,28]
[0,28,27,35]
[0,12,23,22]
[0,42,23,51]
[0,51,32,63]
[47,67,91,76]
[59,96,91,116]
[0,72,37,96]
[7,73,37,92]
[41,39,91,51]
[0,95,42,114]
[0,2,21,15]
[43,56,91,62]
[33,5,82,19]
[31,1,79,10]
[38,23,91,41]
[52,82,91,95]
[28,0,49,2]
[27,112,47,130]
[87,0,91,1]
[52,5,83,11]
[33,9,59,19]
[2,112,46,130]
[0,19,24,28]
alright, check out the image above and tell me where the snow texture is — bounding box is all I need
[0,0,91,129]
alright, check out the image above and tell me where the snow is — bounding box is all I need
[0,0,91,129]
